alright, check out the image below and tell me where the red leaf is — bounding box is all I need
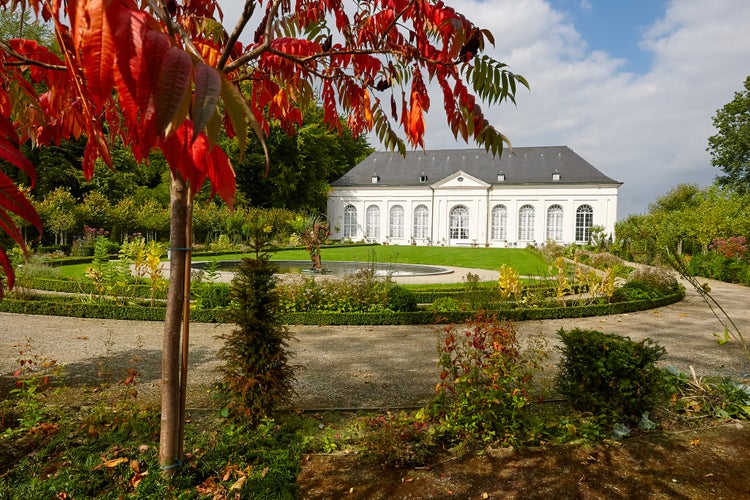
[0,173,42,235]
[0,171,42,296]
[156,46,193,137]
[139,30,171,122]
[79,0,116,110]
[158,121,235,206]
[192,62,221,143]
[206,143,235,207]
[0,128,36,187]
[110,7,149,126]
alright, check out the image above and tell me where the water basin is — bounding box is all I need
[192,260,452,277]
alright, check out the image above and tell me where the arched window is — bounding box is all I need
[389,205,404,238]
[413,204,430,239]
[342,205,357,238]
[366,205,380,240]
[518,204,535,241]
[449,205,469,240]
[576,204,594,243]
[546,205,564,242]
[491,205,508,240]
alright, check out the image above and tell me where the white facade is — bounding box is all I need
[327,147,620,247]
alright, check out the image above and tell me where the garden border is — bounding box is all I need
[0,291,684,325]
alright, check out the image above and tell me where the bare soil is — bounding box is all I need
[297,423,750,499]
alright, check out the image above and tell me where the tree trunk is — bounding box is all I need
[160,174,188,475]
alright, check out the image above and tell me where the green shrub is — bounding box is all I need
[193,282,231,309]
[216,257,295,423]
[688,251,750,284]
[428,296,461,312]
[611,280,660,301]
[628,266,681,294]
[276,270,390,313]
[386,285,417,312]
[556,328,668,423]
[611,266,682,302]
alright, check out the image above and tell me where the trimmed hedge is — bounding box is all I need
[0,290,684,325]
[280,291,684,325]
[411,283,586,304]
[21,277,169,300]
[0,298,223,323]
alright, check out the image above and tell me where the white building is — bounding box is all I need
[327,146,621,247]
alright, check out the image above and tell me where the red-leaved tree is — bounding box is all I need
[0,0,528,471]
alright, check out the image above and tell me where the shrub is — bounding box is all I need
[556,328,667,423]
[361,411,434,466]
[497,264,523,301]
[216,257,295,423]
[275,270,390,313]
[688,251,750,284]
[427,315,542,446]
[386,285,417,312]
[611,266,682,302]
[628,266,681,294]
[429,296,462,312]
[194,282,231,309]
[611,280,664,302]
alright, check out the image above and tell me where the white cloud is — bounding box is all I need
[220,0,750,216]
[412,0,750,217]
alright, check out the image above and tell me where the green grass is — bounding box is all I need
[229,246,547,275]
[49,246,550,281]
[56,263,91,278]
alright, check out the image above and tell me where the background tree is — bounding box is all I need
[0,0,527,471]
[708,76,750,193]
[35,187,77,246]
[648,183,701,213]
[232,104,372,211]
[78,190,112,231]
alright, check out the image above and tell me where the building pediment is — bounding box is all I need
[432,170,489,189]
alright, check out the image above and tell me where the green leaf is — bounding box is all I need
[220,74,250,154]
[219,74,269,170]
[714,326,731,345]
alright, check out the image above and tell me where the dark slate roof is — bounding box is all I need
[331,146,621,187]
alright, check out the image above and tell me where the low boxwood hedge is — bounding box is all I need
[20,277,169,300]
[0,297,224,323]
[0,290,683,325]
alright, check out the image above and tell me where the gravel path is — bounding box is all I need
[1,274,749,410]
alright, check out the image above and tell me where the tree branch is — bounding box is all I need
[0,40,67,71]
[147,0,203,61]
[217,0,255,71]
[224,0,282,73]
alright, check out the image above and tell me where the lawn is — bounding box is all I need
[272,245,548,274]
[52,245,549,280]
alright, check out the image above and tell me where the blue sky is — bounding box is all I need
[548,0,669,74]
[222,0,750,218]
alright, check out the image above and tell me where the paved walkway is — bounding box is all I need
[1,272,749,410]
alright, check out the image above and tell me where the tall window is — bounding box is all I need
[342,205,357,238]
[413,204,429,239]
[366,205,380,240]
[491,205,508,240]
[389,205,404,238]
[449,205,469,240]
[546,205,564,242]
[518,204,535,241]
[575,204,594,243]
